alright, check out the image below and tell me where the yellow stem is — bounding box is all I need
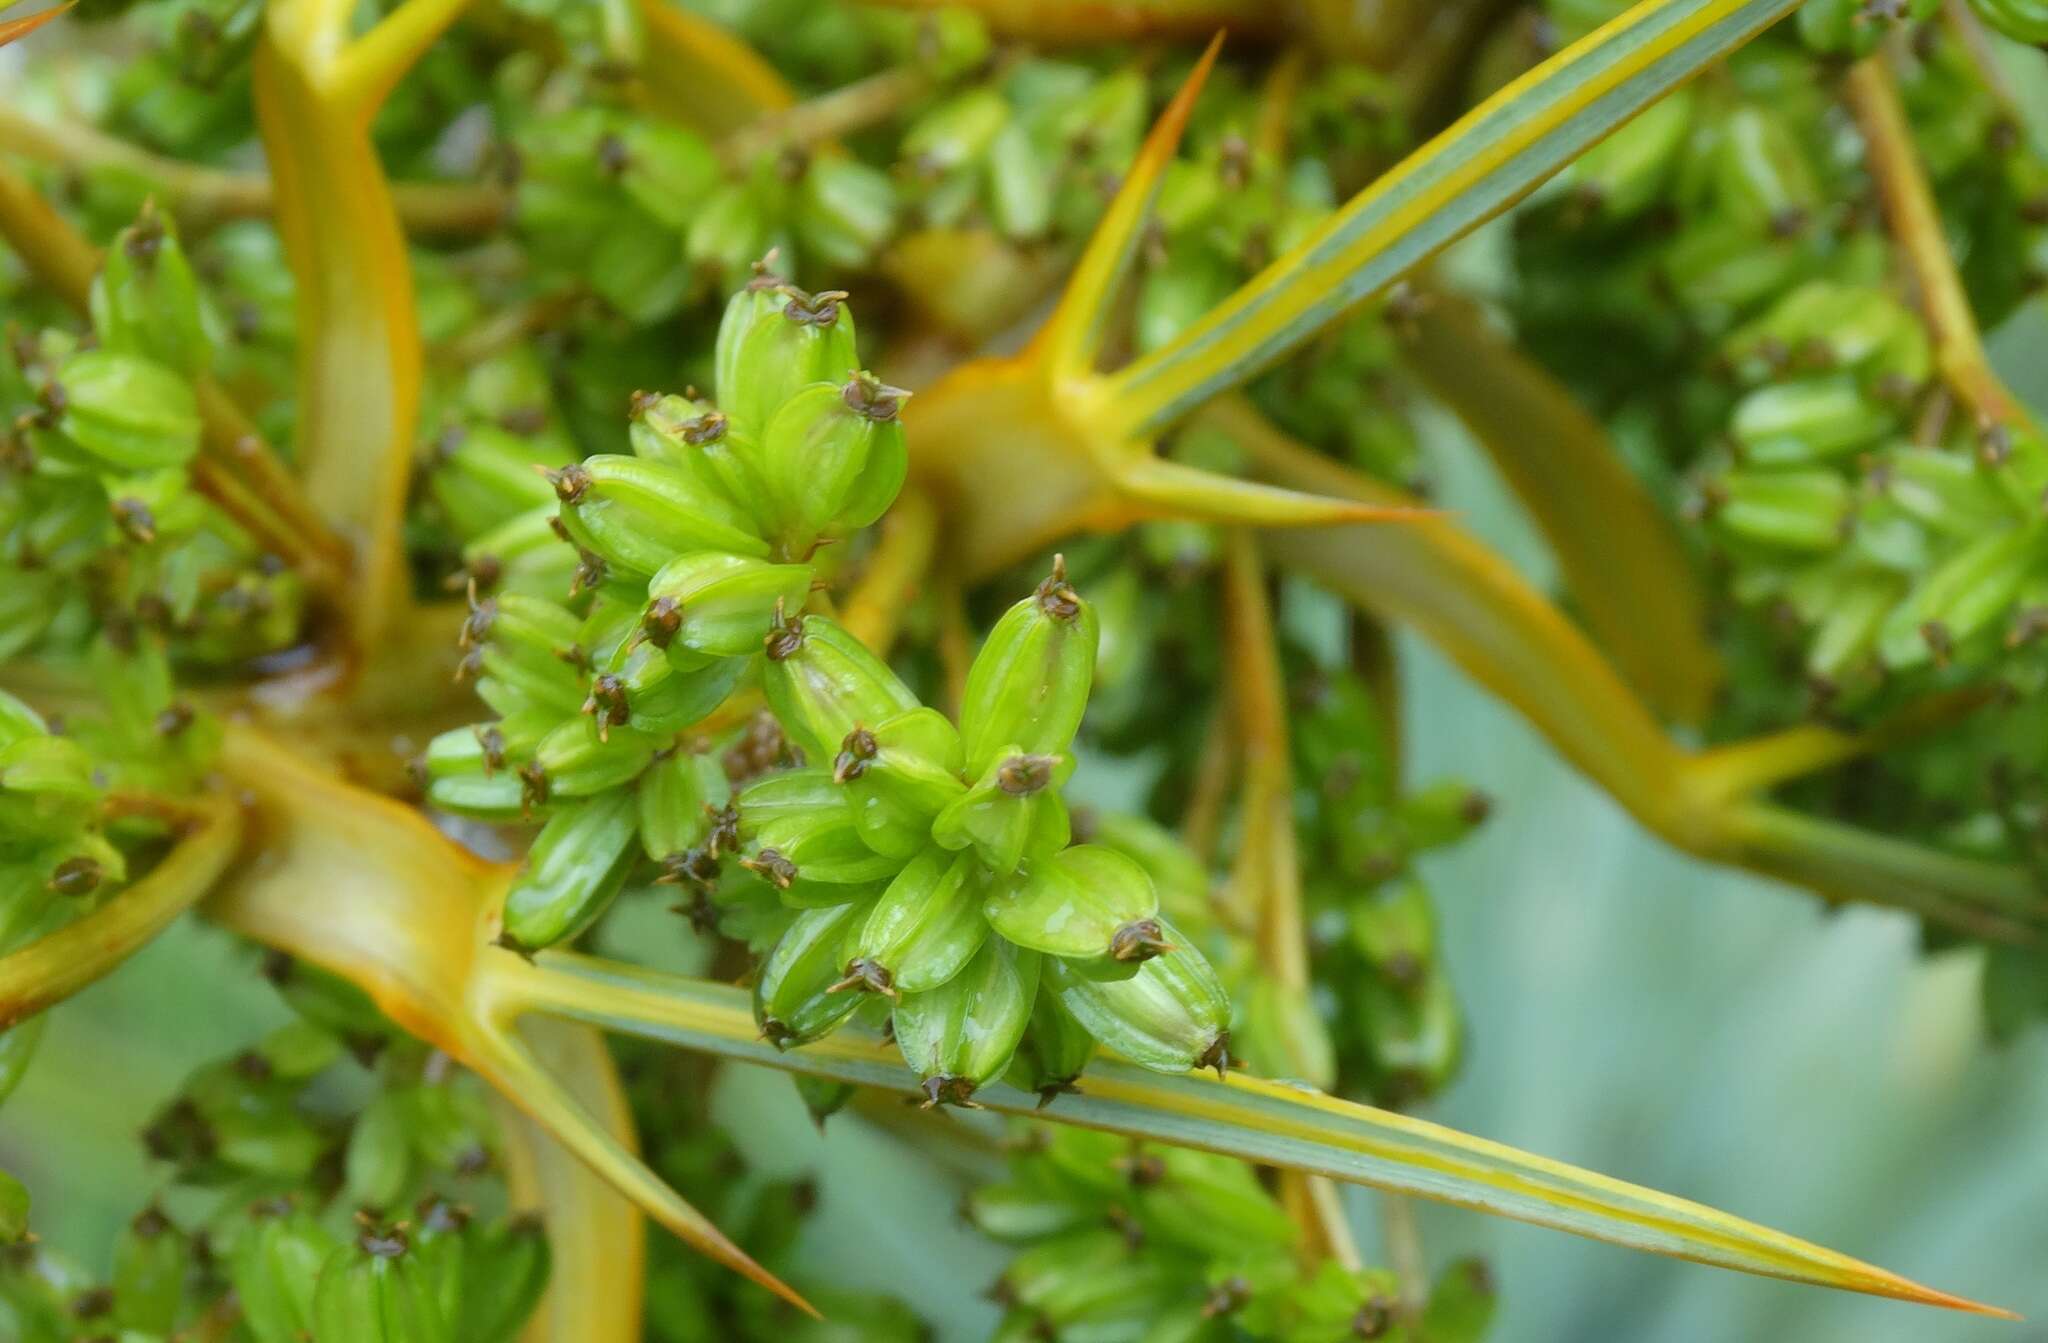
[1844,55,2035,430]
[719,65,933,169]
[1404,284,1720,724]
[837,486,939,655]
[1179,698,1236,867]
[0,795,242,1030]
[0,105,506,236]
[859,0,1281,41]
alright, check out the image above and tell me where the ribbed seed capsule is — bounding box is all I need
[1707,105,1821,236]
[231,1200,337,1343]
[1881,448,2018,537]
[421,714,552,820]
[89,205,208,377]
[1878,525,2043,669]
[1970,0,2048,39]
[1134,1147,1301,1257]
[110,1204,187,1332]
[983,844,1161,961]
[629,392,771,531]
[1001,984,1098,1103]
[311,1226,453,1343]
[737,768,901,887]
[642,551,815,658]
[839,845,990,997]
[1806,571,1903,681]
[714,282,860,434]
[638,747,731,864]
[1729,375,1895,468]
[462,590,582,681]
[461,506,579,597]
[430,424,561,539]
[754,901,871,1047]
[834,707,968,858]
[51,349,201,470]
[930,749,1072,875]
[1704,469,1850,553]
[892,935,1040,1106]
[531,717,658,797]
[758,373,910,544]
[1083,810,1213,930]
[959,556,1099,777]
[553,454,767,581]
[1046,925,1230,1075]
[761,611,921,761]
[498,790,639,953]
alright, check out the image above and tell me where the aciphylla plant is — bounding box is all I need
[5,0,2048,1336]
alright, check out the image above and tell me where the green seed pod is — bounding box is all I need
[1077,809,1213,931]
[999,1226,1171,1326]
[1881,448,2018,538]
[1234,978,1338,1091]
[1878,525,2043,670]
[629,392,771,528]
[89,205,208,377]
[642,551,815,658]
[430,425,562,540]
[0,691,48,747]
[422,713,554,821]
[461,506,580,598]
[1566,83,1693,220]
[1349,878,1437,979]
[737,768,901,887]
[754,901,871,1047]
[231,1200,337,1343]
[456,1214,552,1343]
[261,952,393,1042]
[911,7,992,78]
[109,1204,187,1332]
[797,155,900,271]
[983,844,1162,961]
[311,1225,454,1343]
[929,749,1073,875]
[345,1091,414,1211]
[1046,926,1231,1075]
[1705,469,1851,553]
[1806,571,1904,682]
[892,935,1040,1106]
[638,747,731,864]
[1707,105,1821,237]
[794,1072,857,1126]
[834,707,968,858]
[462,591,584,698]
[713,283,860,435]
[966,1179,1091,1242]
[1357,966,1463,1097]
[499,789,640,953]
[1421,1258,1499,1343]
[685,183,787,298]
[1133,1147,1299,1258]
[552,454,768,581]
[1001,982,1098,1103]
[1798,0,1935,54]
[0,1016,46,1108]
[986,120,1056,242]
[607,649,750,738]
[756,373,910,546]
[840,845,990,996]
[0,734,100,841]
[1970,0,2048,38]
[901,85,1010,176]
[1729,374,1896,468]
[530,717,658,798]
[959,556,1099,777]
[51,349,201,470]
[1398,780,1491,853]
[615,122,722,230]
[761,611,921,762]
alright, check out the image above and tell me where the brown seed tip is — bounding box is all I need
[47,856,102,897]
[827,957,898,999]
[741,848,799,889]
[833,727,879,782]
[997,753,1057,796]
[1196,1031,1232,1080]
[841,371,909,421]
[1035,557,1081,622]
[1110,919,1173,963]
[764,600,805,661]
[544,463,592,506]
[920,1075,980,1109]
[642,595,683,649]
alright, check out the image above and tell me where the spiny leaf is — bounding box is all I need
[499,952,2011,1317]
[0,2,67,46]
[1100,0,1804,435]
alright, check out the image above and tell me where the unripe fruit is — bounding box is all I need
[983,844,1161,961]
[959,556,1099,777]
[1046,926,1230,1075]
[498,789,640,953]
[892,935,1040,1106]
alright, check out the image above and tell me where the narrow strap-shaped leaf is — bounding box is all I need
[499,951,2009,1316]
[1039,34,1222,379]
[1100,0,1801,435]
[0,2,66,46]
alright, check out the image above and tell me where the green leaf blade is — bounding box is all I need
[1101,0,1803,435]
[511,953,2011,1318]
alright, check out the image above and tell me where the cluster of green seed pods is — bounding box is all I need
[0,207,303,668]
[971,1125,1498,1343]
[0,946,549,1343]
[419,274,910,955]
[744,558,1233,1104]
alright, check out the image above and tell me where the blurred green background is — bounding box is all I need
[7,301,2048,1343]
